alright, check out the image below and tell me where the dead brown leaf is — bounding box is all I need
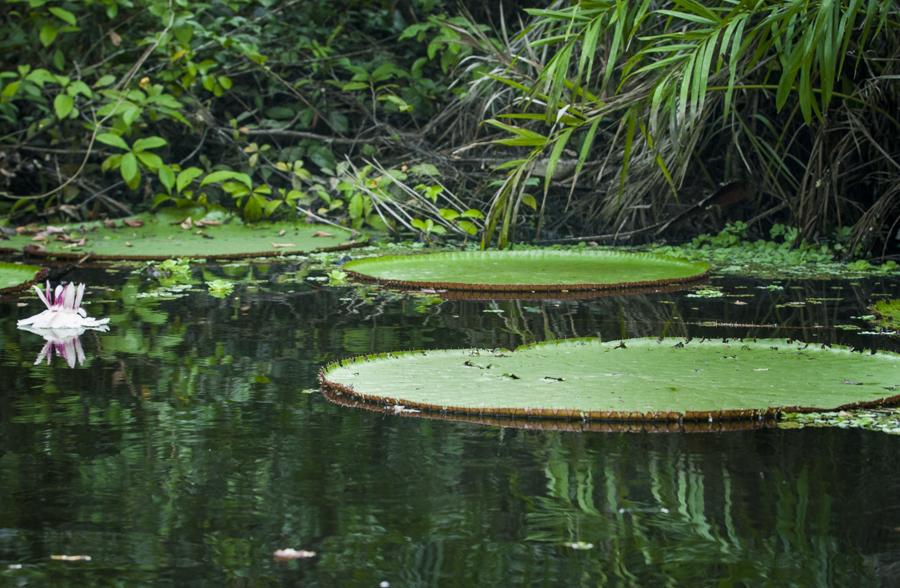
[180,217,193,230]
[271,242,296,248]
[123,219,144,228]
[312,231,333,238]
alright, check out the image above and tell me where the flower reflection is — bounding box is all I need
[19,326,89,367]
[17,282,109,368]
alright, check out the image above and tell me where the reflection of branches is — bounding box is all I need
[526,442,876,585]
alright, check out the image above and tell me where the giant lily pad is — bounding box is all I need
[0,214,361,260]
[0,262,47,294]
[343,250,708,293]
[320,338,900,422]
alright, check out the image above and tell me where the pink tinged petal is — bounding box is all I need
[54,285,64,307]
[74,283,85,309]
[34,285,51,310]
[35,342,52,365]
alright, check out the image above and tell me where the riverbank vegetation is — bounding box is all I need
[1,0,898,259]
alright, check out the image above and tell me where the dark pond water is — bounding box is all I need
[1,260,899,586]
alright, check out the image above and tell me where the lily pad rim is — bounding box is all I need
[343,249,710,292]
[321,387,773,433]
[319,337,900,423]
[0,262,49,294]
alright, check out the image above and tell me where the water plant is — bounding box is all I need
[321,338,900,423]
[0,214,361,260]
[870,299,900,331]
[343,250,708,293]
[17,282,109,331]
[0,261,46,294]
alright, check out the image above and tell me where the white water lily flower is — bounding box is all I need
[17,281,110,330]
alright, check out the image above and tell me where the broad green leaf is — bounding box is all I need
[39,25,58,47]
[343,250,708,291]
[176,167,203,192]
[133,136,167,152]
[53,93,74,119]
[96,133,129,151]
[201,170,252,189]
[323,338,900,420]
[158,165,175,192]
[48,6,77,25]
[456,220,478,235]
[0,262,45,294]
[120,152,139,183]
[136,151,163,171]
[0,214,359,259]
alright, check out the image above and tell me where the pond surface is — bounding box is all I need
[1,261,899,586]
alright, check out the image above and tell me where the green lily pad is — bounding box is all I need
[320,338,900,422]
[0,214,361,260]
[0,262,47,294]
[343,250,708,293]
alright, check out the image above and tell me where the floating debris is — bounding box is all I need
[273,548,316,560]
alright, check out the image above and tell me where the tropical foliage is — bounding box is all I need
[474,0,899,253]
[1,0,898,255]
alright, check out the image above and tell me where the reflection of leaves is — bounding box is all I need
[100,277,184,360]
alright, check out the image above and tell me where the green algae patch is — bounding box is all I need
[343,250,708,293]
[871,299,900,331]
[320,338,900,423]
[0,214,361,260]
[780,409,900,435]
[0,262,47,294]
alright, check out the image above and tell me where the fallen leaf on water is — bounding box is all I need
[103,219,117,228]
[312,231,333,238]
[50,555,92,562]
[195,219,221,227]
[180,217,193,230]
[125,241,133,247]
[273,548,316,560]
[278,229,286,236]
[31,234,47,242]
[123,219,144,228]
[271,242,296,248]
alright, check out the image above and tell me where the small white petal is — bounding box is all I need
[64,284,75,309]
[34,285,51,310]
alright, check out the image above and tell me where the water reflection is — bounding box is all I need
[0,264,897,585]
[20,327,88,368]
